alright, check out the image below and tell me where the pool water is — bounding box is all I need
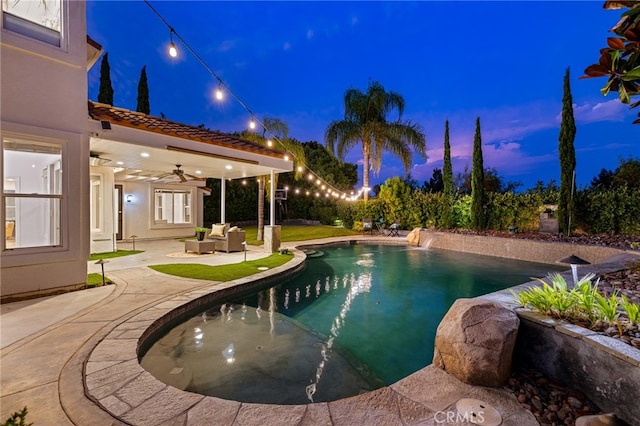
[141,243,564,404]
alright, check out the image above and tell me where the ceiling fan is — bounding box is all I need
[167,164,205,182]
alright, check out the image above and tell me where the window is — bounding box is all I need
[153,188,192,225]
[2,0,61,46]
[3,138,62,249]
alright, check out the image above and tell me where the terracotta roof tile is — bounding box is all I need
[88,101,285,158]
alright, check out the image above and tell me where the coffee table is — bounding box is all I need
[184,240,215,254]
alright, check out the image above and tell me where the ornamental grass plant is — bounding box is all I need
[511,273,640,338]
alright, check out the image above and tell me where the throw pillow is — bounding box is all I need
[228,226,239,233]
[210,224,226,237]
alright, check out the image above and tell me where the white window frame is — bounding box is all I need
[2,135,66,251]
[151,186,194,227]
[2,0,62,47]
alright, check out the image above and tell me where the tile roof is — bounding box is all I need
[88,101,286,159]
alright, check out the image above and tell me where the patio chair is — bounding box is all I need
[387,219,401,237]
[362,218,374,235]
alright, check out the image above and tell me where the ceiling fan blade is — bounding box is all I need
[185,173,206,181]
[178,174,187,182]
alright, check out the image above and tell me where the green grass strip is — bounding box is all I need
[87,273,113,287]
[148,252,294,281]
[89,250,144,261]
[243,225,360,245]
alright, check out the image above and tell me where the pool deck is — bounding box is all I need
[2,235,633,425]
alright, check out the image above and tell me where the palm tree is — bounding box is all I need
[324,80,426,200]
[241,117,305,241]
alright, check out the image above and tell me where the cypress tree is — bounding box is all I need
[443,120,453,196]
[442,120,454,228]
[470,117,485,231]
[136,66,150,115]
[558,68,577,235]
[98,53,114,105]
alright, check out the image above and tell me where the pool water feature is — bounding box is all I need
[140,243,564,404]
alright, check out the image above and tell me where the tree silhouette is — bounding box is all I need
[98,53,114,105]
[558,68,576,235]
[136,66,150,114]
[470,117,485,230]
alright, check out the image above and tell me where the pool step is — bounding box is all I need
[302,249,325,258]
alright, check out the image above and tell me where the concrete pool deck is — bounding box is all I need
[1,235,635,425]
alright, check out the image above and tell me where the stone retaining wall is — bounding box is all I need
[474,250,640,426]
[417,230,625,265]
[513,310,640,425]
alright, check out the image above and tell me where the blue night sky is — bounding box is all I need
[87,1,639,192]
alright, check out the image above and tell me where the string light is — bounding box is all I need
[144,0,371,202]
[168,29,177,57]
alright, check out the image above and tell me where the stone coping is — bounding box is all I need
[85,238,639,425]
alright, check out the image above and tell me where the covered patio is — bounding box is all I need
[87,102,292,254]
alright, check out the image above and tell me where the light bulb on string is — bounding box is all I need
[168,29,177,58]
[145,2,356,208]
[267,139,273,147]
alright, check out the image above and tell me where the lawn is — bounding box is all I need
[89,250,143,261]
[243,225,360,245]
[149,252,294,281]
[87,225,358,284]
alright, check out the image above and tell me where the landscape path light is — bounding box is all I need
[558,254,591,285]
[94,259,109,287]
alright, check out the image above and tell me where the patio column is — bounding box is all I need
[220,178,226,224]
[270,169,275,226]
[264,168,281,253]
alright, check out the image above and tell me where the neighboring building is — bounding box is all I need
[1,1,292,301]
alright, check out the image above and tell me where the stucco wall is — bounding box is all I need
[118,181,205,242]
[1,1,90,301]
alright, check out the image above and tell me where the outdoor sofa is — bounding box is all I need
[206,223,246,253]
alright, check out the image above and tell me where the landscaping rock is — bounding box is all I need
[433,298,519,386]
[406,228,421,245]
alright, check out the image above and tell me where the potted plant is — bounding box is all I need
[195,227,207,241]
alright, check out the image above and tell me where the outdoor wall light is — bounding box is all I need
[126,194,133,203]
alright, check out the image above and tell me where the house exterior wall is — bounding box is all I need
[118,180,205,241]
[1,1,90,301]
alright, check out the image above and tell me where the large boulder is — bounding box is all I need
[433,298,519,386]
[406,228,421,246]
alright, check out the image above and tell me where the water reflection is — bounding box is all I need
[141,244,562,404]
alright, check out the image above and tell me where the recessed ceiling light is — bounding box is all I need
[140,152,150,158]
[116,161,124,165]
[225,165,232,170]
[195,170,202,174]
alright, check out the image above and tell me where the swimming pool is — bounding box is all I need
[140,243,563,404]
